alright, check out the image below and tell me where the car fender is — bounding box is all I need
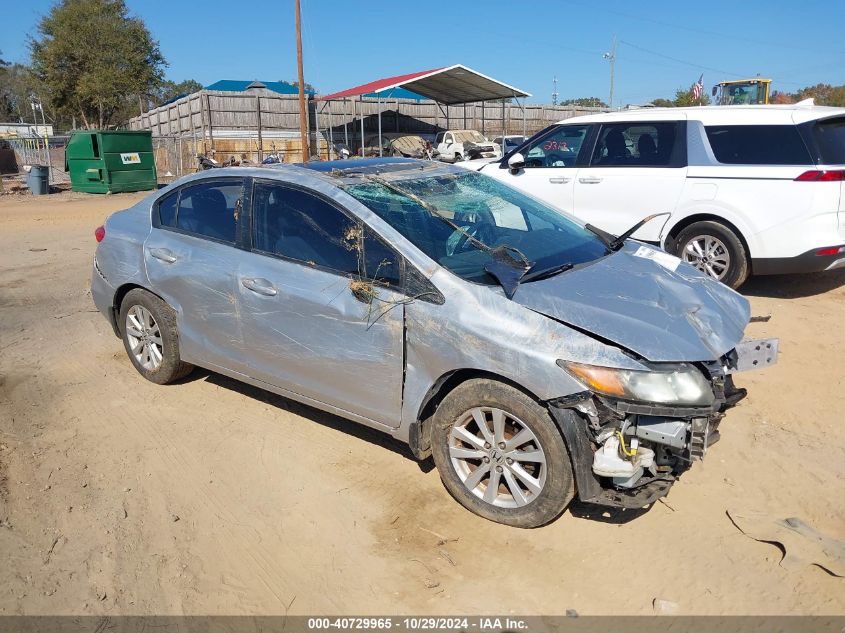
[660,201,760,258]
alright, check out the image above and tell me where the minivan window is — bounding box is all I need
[175,180,242,243]
[812,117,845,164]
[590,122,680,167]
[705,125,811,165]
[522,125,590,168]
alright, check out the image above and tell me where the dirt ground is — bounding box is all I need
[0,190,843,616]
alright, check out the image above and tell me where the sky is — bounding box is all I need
[3,0,844,106]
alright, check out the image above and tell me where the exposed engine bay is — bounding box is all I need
[548,339,777,508]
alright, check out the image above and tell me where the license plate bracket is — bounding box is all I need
[731,338,779,373]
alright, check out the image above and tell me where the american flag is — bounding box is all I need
[692,74,704,102]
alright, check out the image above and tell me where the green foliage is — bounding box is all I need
[672,86,711,107]
[650,98,675,108]
[794,83,845,107]
[155,79,203,105]
[30,0,166,128]
[0,57,52,123]
[559,97,608,108]
[279,79,317,94]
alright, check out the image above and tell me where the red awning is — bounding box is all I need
[317,64,531,105]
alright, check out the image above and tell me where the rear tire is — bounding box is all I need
[453,153,463,163]
[119,289,193,384]
[430,379,574,528]
[672,220,749,289]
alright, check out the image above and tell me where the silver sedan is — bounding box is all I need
[91,158,774,527]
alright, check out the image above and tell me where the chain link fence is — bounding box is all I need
[1,134,70,185]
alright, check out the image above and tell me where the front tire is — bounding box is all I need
[672,220,749,289]
[119,289,193,384]
[430,379,574,528]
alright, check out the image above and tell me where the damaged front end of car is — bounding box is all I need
[547,340,777,508]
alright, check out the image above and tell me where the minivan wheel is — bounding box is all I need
[673,221,749,288]
[119,289,193,384]
[430,379,574,528]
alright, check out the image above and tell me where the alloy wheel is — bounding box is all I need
[682,234,731,280]
[449,407,547,508]
[125,305,163,371]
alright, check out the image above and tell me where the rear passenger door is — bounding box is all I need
[144,177,249,372]
[235,179,405,428]
[573,119,687,241]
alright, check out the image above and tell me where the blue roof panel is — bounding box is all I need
[205,80,315,95]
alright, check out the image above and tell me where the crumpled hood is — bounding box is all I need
[512,245,751,362]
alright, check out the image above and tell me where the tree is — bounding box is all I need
[154,79,203,106]
[795,83,845,107]
[0,58,53,124]
[279,79,317,94]
[560,97,607,108]
[30,0,166,128]
[650,98,675,108]
[672,86,711,107]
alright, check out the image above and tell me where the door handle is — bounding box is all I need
[148,247,177,263]
[578,177,603,184]
[548,177,570,184]
[241,277,277,297]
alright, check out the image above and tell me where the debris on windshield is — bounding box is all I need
[483,245,534,299]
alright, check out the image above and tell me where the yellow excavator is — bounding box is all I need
[712,78,772,105]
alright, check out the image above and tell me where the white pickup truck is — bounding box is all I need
[435,130,501,163]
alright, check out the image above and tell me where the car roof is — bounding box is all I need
[554,104,845,126]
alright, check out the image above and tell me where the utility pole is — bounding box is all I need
[603,35,617,109]
[552,76,558,106]
[295,0,309,162]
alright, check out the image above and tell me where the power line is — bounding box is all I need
[619,40,806,87]
[576,4,845,56]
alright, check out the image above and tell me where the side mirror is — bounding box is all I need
[508,152,525,173]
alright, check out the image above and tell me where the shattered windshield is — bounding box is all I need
[344,171,608,285]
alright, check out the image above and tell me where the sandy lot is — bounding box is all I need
[0,190,843,616]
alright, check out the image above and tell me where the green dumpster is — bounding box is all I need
[65,130,157,193]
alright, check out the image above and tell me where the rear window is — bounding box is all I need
[812,117,845,164]
[705,125,811,165]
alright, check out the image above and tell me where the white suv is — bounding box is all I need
[471,104,845,287]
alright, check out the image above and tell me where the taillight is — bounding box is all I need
[816,246,845,256]
[95,225,105,242]
[794,170,845,181]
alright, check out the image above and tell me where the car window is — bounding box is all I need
[251,182,361,275]
[590,122,679,167]
[810,117,845,164]
[345,171,607,286]
[705,125,811,165]
[174,180,242,242]
[523,125,590,168]
[157,191,178,227]
[363,227,402,285]
[435,133,444,144]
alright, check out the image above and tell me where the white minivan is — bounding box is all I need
[469,104,845,287]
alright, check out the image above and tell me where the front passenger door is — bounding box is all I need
[487,124,592,214]
[236,180,406,428]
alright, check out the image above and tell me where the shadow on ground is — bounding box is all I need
[741,269,845,299]
[178,368,435,473]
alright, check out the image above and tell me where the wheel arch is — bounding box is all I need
[663,212,754,267]
[111,283,171,335]
[408,368,544,460]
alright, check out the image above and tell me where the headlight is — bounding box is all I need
[557,360,715,407]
